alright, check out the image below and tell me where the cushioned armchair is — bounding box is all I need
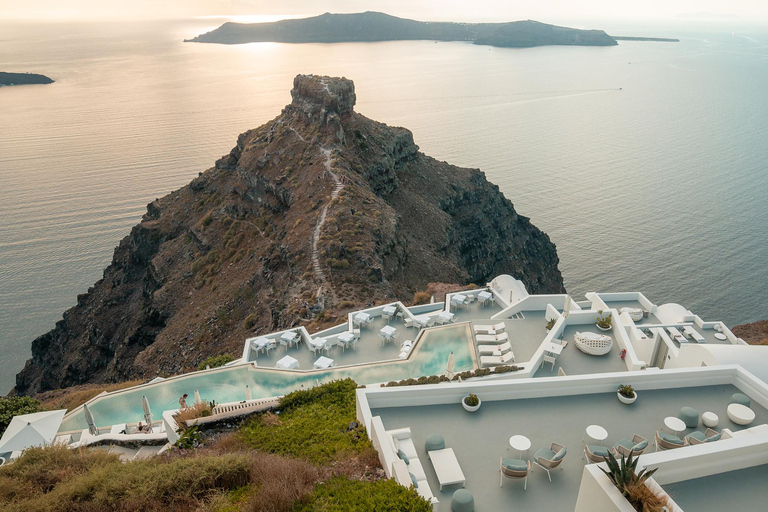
[611,434,648,458]
[582,444,610,464]
[685,428,722,445]
[655,430,685,451]
[500,457,531,490]
[533,443,567,481]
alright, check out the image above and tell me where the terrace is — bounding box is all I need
[534,324,629,377]
[470,311,548,365]
[601,299,662,325]
[362,368,768,512]
[663,463,768,511]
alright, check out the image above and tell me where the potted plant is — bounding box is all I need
[596,311,612,331]
[462,393,481,412]
[618,384,637,405]
[545,318,556,332]
[600,451,671,511]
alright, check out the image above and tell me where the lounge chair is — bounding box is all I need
[667,327,687,344]
[473,322,506,335]
[478,341,512,355]
[683,326,706,343]
[500,457,530,490]
[611,435,648,458]
[685,428,721,445]
[582,444,610,464]
[655,430,685,451]
[480,351,515,367]
[388,428,438,505]
[476,332,509,344]
[533,443,567,481]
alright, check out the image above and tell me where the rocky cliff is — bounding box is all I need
[732,320,768,345]
[15,75,564,395]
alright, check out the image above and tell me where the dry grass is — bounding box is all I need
[174,402,212,426]
[37,380,145,412]
[625,480,673,512]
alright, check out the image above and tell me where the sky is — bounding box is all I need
[1,0,767,22]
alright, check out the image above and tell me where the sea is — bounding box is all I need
[1,18,767,393]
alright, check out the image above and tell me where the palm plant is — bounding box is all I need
[596,311,612,329]
[599,450,657,498]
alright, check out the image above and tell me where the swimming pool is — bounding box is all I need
[58,323,474,432]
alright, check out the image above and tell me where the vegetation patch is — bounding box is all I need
[292,476,430,512]
[238,379,372,464]
[0,396,43,437]
[198,353,236,371]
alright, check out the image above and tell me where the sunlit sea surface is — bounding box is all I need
[1,19,767,393]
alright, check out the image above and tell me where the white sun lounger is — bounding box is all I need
[476,332,508,343]
[667,327,687,344]
[478,341,512,355]
[683,326,706,343]
[473,322,506,334]
[480,351,515,367]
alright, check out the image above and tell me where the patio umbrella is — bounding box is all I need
[563,295,572,318]
[142,396,152,425]
[245,385,252,401]
[444,351,456,380]
[194,389,202,406]
[83,404,98,435]
[0,409,66,453]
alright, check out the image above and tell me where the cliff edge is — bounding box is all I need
[15,75,564,394]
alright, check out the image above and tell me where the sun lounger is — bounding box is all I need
[480,351,515,367]
[478,341,512,355]
[667,327,687,344]
[473,322,506,335]
[683,326,706,343]
[475,332,508,343]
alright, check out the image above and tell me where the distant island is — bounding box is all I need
[0,72,54,87]
[613,36,679,42]
[186,12,619,48]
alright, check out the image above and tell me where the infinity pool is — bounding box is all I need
[59,324,474,432]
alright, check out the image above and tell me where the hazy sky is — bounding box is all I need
[1,0,766,21]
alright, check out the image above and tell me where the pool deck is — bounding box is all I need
[471,311,547,364]
[373,384,768,512]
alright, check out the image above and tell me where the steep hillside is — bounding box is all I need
[15,75,563,395]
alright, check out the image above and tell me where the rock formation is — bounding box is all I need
[15,74,564,395]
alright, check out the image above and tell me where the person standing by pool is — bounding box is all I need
[179,393,189,410]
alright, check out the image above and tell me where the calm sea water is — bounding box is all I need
[1,19,767,393]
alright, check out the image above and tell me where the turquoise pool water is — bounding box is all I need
[58,324,474,432]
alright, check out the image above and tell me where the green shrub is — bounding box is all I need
[174,426,203,450]
[198,354,236,371]
[463,394,480,407]
[293,476,431,512]
[239,379,371,464]
[0,396,42,437]
[202,215,213,228]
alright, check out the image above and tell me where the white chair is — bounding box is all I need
[478,341,512,355]
[404,318,415,328]
[353,328,361,339]
[543,354,556,370]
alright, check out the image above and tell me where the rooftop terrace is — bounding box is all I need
[371,381,768,511]
[663,463,768,511]
[534,324,629,377]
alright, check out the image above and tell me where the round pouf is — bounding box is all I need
[730,393,751,407]
[451,489,475,512]
[702,411,719,428]
[679,407,700,428]
[727,403,755,426]
[425,433,446,453]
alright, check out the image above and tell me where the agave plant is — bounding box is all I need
[599,450,657,497]
[596,312,612,329]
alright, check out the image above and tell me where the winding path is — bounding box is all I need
[311,147,344,297]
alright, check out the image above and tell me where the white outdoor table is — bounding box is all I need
[276,355,299,370]
[382,305,397,320]
[452,294,467,305]
[354,312,371,326]
[311,337,327,350]
[664,416,686,435]
[478,291,493,304]
[509,435,531,458]
[338,332,354,344]
[415,315,431,327]
[380,325,397,338]
[439,311,455,323]
[584,424,608,445]
[714,333,727,341]
[427,448,466,490]
[281,331,298,345]
[313,356,334,369]
[543,342,564,356]
[249,337,271,353]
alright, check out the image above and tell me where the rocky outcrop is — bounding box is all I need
[15,74,563,395]
[732,320,768,345]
